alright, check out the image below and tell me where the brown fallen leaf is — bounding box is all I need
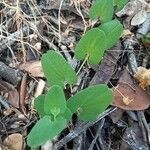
[112,70,150,110]
[134,66,150,89]
[3,133,23,150]
[0,80,19,108]
[18,61,44,77]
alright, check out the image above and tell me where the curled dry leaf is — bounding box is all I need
[0,80,19,108]
[134,66,150,88]
[3,133,23,150]
[19,73,27,111]
[131,10,147,26]
[18,61,44,77]
[112,70,150,110]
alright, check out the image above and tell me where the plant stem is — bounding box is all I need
[76,55,89,75]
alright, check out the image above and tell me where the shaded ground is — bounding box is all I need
[0,0,150,149]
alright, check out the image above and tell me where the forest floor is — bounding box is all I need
[0,0,150,150]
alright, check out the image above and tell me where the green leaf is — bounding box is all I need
[41,51,77,87]
[67,85,113,121]
[34,94,45,118]
[113,0,128,12]
[89,0,113,23]
[44,85,66,117]
[27,116,66,148]
[75,28,106,64]
[99,19,123,49]
[57,107,72,122]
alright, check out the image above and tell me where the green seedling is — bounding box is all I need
[27,85,71,148]
[27,83,113,148]
[27,0,125,147]
[75,20,123,64]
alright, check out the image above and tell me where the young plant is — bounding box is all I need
[75,0,124,65]
[27,52,113,148]
[27,85,71,147]
[27,0,126,148]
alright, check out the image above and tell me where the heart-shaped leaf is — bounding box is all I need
[34,94,45,118]
[113,0,128,12]
[67,85,113,121]
[44,85,66,117]
[41,51,77,87]
[89,0,113,23]
[99,19,123,49]
[27,116,66,148]
[75,28,106,65]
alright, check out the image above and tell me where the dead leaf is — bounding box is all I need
[134,66,150,88]
[112,70,150,110]
[0,80,19,108]
[3,133,23,150]
[18,61,44,77]
[131,10,147,26]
